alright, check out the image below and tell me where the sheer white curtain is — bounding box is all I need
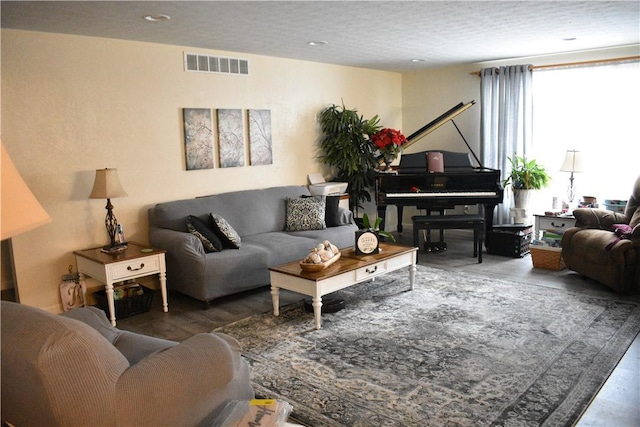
[480,65,533,224]
[531,61,640,207]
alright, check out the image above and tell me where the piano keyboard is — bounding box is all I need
[386,191,497,198]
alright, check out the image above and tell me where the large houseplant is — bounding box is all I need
[318,103,381,214]
[502,156,551,208]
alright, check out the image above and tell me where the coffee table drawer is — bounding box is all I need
[355,261,388,281]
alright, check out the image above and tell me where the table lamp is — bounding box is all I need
[559,150,584,203]
[89,168,127,251]
[1,143,52,240]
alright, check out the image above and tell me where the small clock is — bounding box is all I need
[355,230,380,255]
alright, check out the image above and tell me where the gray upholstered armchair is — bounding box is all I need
[561,175,640,293]
[1,301,254,426]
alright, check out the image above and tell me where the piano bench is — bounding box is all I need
[411,214,485,263]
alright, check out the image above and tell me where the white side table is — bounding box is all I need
[74,242,168,326]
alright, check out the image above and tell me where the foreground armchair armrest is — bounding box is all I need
[117,333,254,426]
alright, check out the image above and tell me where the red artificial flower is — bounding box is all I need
[370,128,407,150]
[410,186,421,193]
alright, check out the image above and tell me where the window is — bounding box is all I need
[531,61,640,207]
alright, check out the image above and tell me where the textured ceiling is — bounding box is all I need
[2,1,639,72]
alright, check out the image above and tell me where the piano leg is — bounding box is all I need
[397,206,403,234]
[377,206,388,231]
[423,209,447,252]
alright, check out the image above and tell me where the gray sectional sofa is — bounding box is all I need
[148,185,358,305]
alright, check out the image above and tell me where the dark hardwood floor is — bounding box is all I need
[117,228,640,427]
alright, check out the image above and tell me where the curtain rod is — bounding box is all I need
[470,55,640,76]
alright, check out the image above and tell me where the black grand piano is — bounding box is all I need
[375,101,504,241]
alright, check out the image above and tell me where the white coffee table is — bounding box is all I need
[269,243,417,329]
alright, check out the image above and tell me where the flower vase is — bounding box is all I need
[383,154,396,171]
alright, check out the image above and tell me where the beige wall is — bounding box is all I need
[1,29,402,312]
[402,45,640,158]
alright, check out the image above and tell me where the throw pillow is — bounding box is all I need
[303,194,341,227]
[186,215,223,253]
[325,195,341,227]
[209,214,241,249]
[285,196,326,231]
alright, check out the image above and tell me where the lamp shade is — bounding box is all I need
[560,150,584,173]
[89,168,127,199]
[1,143,52,240]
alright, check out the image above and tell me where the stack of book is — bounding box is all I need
[213,399,293,427]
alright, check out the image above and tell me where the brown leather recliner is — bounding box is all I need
[562,176,640,293]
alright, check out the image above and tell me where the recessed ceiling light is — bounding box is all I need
[411,59,426,63]
[308,41,328,46]
[143,14,171,22]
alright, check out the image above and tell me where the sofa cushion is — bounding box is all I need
[210,214,241,249]
[285,196,326,231]
[187,215,223,253]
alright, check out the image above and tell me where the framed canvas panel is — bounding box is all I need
[248,109,272,165]
[183,108,214,170]
[217,109,245,168]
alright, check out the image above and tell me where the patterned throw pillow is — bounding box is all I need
[285,196,326,231]
[209,214,241,249]
[186,215,223,253]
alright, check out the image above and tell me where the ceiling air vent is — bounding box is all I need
[184,52,249,76]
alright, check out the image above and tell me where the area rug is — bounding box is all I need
[215,266,640,427]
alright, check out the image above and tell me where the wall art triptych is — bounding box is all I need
[183,108,272,171]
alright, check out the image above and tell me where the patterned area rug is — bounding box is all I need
[215,266,640,427]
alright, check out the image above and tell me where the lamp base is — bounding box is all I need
[101,242,128,254]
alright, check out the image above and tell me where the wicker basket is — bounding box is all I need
[530,246,566,271]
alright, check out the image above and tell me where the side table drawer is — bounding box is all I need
[355,260,388,281]
[537,216,576,232]
[112,256,160,281]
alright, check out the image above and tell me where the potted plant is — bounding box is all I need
[502,156,551,208]
[318,102,381,215]
[354,212,396,255]
[361,213,396,242]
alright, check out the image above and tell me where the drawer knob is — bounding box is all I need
[127,263,145,271]
[365,266,378,274]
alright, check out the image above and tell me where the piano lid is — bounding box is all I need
[398,100,483,168]
[403,100,475,150]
